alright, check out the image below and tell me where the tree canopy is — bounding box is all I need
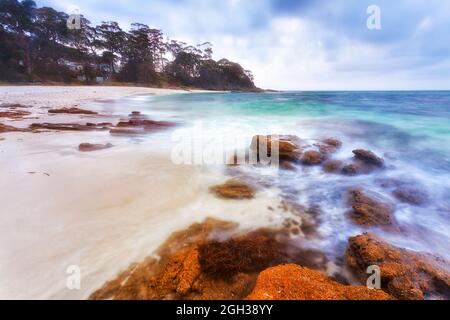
[0,0,257,90]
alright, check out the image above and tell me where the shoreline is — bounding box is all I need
[1,88,449,300]
[0,85,219,110]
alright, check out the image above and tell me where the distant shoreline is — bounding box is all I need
[0,85,221,110]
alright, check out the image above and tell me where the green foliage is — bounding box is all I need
[0,0,257,90]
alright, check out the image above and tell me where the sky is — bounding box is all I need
[36,0,450,90]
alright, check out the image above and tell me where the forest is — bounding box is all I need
[0,0,258,91]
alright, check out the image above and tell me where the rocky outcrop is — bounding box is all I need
[315,138,342,156]
[346,233,450,300]
[48,107,98,115]
[346,189,397,230]
[246,264,392,300]
[211,179,256,199]
[30,122,111,132]
[250,135,303,163]
[0,110,31,119]
[90,219,327,300]
[110,119,176,135]
[352,149,384,167]
[78,143,113,152]
[0,123,29,133]
[302,150,323,165]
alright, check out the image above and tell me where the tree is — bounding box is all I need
[96,21,125,73]
[0,0,37,75]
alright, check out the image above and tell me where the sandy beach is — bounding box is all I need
[0,85,212,108]
[0,86,279,299]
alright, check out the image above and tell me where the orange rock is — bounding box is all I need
[0,110,31,119]
[0,123,29,133]
[250,135,303,163]
[89,219,256,300]
[346,233,450,300]
[246,264,392,300]
[346,188,397,230]
[211,179,256,199]
[302,150,323,165]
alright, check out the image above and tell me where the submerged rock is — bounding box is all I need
[352,149,384,167]
[48,107,98,115]
[246,264,392,300]
[346,189,397,230]
[393,187,429,206]
[342,159,381,176]
[211,179,256,199]
[346,233,450,300]
[78,143,113,152]
[323,159,344,173]
[316,138,342,156]
[279,160,297,171]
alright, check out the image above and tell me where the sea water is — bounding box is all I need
[0,91,449,299]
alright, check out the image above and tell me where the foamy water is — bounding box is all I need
[1,91,449,299]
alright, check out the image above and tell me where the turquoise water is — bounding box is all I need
[141,91,450,260]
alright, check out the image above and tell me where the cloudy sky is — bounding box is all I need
[37,0,450,90]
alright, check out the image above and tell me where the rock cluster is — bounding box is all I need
[346,188,397,230]
[211,179,256,199]
[346,233,450,300]
[48,107,98,115]
[246,264,392,300]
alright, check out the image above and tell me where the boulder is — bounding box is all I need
[246,264,392,300]
[346,233,450,300]
[250,135,303,163]
[302,150,323,165]
[352,149,384,167]
[211,179,256,199]
[78,143,113,152]
[346,189,397,230]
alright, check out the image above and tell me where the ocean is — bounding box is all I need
[1,90,449,299]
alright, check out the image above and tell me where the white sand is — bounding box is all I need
[0,85,210,109]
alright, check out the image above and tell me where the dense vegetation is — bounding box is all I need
[0,0,258,91]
